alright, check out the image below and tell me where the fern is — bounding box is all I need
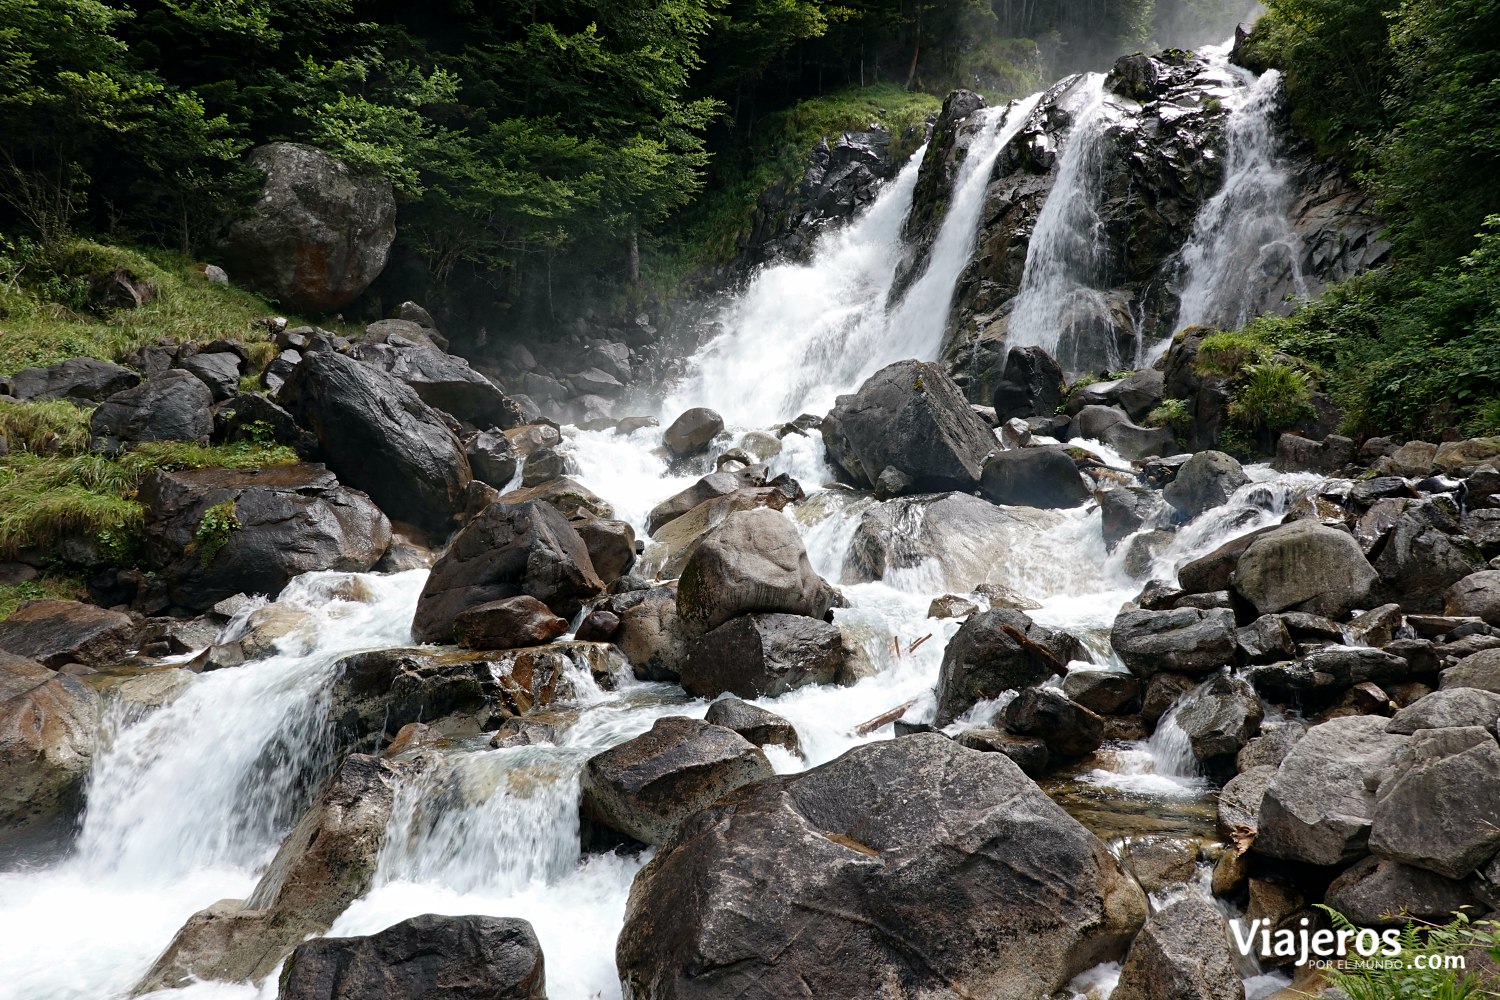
[1315,906,1499,1000]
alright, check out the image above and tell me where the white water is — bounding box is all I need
[1174,49,1308,332]
[3,55,1333,1000]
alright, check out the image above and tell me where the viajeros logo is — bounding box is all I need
[1232,916,1466,972]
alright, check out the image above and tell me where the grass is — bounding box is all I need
[0,573,87,620]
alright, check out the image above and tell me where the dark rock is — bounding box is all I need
[278,914,546,1000]
[466,429,519,488]
[823,360,997,491]
[580,715,772,847]
[90,369,213,452]
[1370,500,1486,612]
[934,609,1079,725]
[613,587,690,681]
[992,345,1063,420]
[1163,451,1249,518]
[497,477,614,520]
[574,609,620,643]
[0,656,100,837]
[570,512,636,584]
[351,342,518,430]
[452,595,569,651]
[219,142,395,313]
[682,613,843,699]
[1173,673,1263,766]
[1110,607,1237,677]
[1099,486,1161,552]
[953,728,1050,775]
[1446,571,1500,626]
[7,357,138,402]
[1236,615,1295,665]
[999,687,1105,759]
[1111,369,1166,423]
[178,351,242,402]
[213,392,307,450]
[1369,728,1500,878]
[1278,611,1345,644]
[978,447,1090,509]
[1325,856,1480,928]
[1231,521,1378,618]
[703,697,801,756]
[1062,668,1141,714]
[663,407,724,456]
[412,501,602,643]
[520,448,566,487]
[0,599,135,668]
[138,464,391,611]
[928,594,980,619]
[1176,525,1278,594]
[280,351,471,536]
[489,718,558,749]
[1112,891,1243,1000]
[1142,672,1198,725]
[615,734,1146,1000]
[646,470,761,535]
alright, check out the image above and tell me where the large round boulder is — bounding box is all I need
[675,508,837,639]
[681,613,844,699]
[1445,570,1500,626]
[977,447,1090,509]
[1230,520,1378,618]
[1162,450,1248,518]
[411,500,602,644]
[663,407,724,457]
[616,734,1147,1000]
[7,357,138,402]
[1109,607,1237,677]
[89,369,213,453]
[219,142,396,313]
[281,351,472,536]
[0,655,100,837]
[279,914,546,1000]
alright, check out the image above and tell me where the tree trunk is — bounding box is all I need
[627,225,641,287]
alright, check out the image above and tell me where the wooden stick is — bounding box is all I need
[853,698,918,736]
[999,624,1067,677]
[907,633,932,654]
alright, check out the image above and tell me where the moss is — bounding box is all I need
[0,573,87,620]
[1195,330,1272,379]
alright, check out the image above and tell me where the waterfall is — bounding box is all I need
[1173,52,1308,334]
[1004,74,1124,372]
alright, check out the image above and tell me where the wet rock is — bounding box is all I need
[1119,835,1198,894]
[353,341,518,430]
[520,448,566,487]
[1063,669,1141,715]
[1218,765,1276,838]
[823,360,997,491]
[219,142,395,313]
[663,407,724,456]
[999,687,1105,759]
[1112,890,1243,1000]
[90,369,214,452]
[703,697,801,756]
[412,501,602,644]
[928,594,979,619]
[1111,369,1167,423]
[1254,716,1410,866]
[934,609,1079,725]
[7,357,138,402]
[1386,688,1500,737]
[1163,451,1249,518]
[1110,607,1237,677]
[1174,674,1263,767]
[646,470,762,535]
[1248,646,1424,700]
[1099,486,1161,552]
[570,512,636,584]
[452,596,569,651]
[0,655,100,837]
[1231,521,1377,618]
[978,446,1090,508]
[574,610,620,643]
[278,914,547,1000]
[466,428,519,488]
[1442,649,1500,692]
[580,715,772,847]
[1369,728,1500,878]
[676,508,836,639]
[1347,603,1404,648]
[610,587,690,681]
[1446,571,1500,626]
[615,734,1147,1000]
[1274,433,1357,475]
[642,485,796,579]
[682,613,843,699]
[489,718,557,749]
[138,464,391,612]
[1142,672,1198,725]
[1176,525,1278,594]
[953,728,1050,775]
[992,346,1064,420]
[281,351,471,535]
[1325,856,1480,927]
[0,599,135,668]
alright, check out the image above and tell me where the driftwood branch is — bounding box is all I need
[853,698,918,736]
[999,624,1067,677]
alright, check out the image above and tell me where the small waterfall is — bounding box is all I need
[1147,701,1201,778]
[1174,53,1308,333]
[1004,74,1125,372]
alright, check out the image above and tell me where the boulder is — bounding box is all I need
[7,357,138,402]
[497,477,614,520]
[281,351,471,536]
[1370,501,1486,613]
[352,341,518,429]
[1098,486,1161,551]
[612,587,690,682]
[138,464,391,612]
[580,715,772,847]
[1446,571,1500,626]
[703,698,801,756]
[1369,728,1500,878]
[1162,451,1248,518]
[823,360,997,491]
[1236,722,1306,772]
[1230,521,1378,618]
[1110,369,1166,423]
[1173,674,1263,767]
[467,429,519,488]
[1112,891,1244,1000]
[213,392,308,450]
[615,735,1147,1000]
[452,596,569,651]
[1110,607,1237,677]
[1325,856,1480,927]
[89,369,213,452]
[1218,764,1276,837]
[411,500,602,643]
[1248,646,1426,700]
[641,485,796,579]
[0,655,100,837]
[1062,669,1140,715]
[934,609,1079,725]
[570,512,636,584]
[219,142,396,313]
[676,508,836,638]
[681,613,843,699]
[278,914,547,1000]
[646,470,762,535]
[1235,615,1295,665]
[1385,688,1500,737]
[977,447,1090,509]
[663,407,724,456]
[1442,649,1500,692]
[999,687,1105,758]
[178,351,242,402]
[1254,716,1410,866]
[1176,525,1278,594]
[0,599,135,667]
[953,728,1050,776]
[992,345,1063,420]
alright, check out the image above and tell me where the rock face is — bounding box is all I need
[934,609,1078,725]
[676,509,836,638]
[1446,570,1500,626]
[1230,520,1378,618]
[616,734,1147,1000]
[0,655,100,837]
[412,500,602,642]
[822,360,998,492]
[1368,728,1500,879]
[0,599,135,667]
[220,142,396,313]
[978,447,1090,508]
[90,369,213,452]
[681,613,843,699]
[580,716,772,847]
[138,464,391,611]
[281,351,471,535]
[278,914,547,1000]
[1112,891,1244,1000]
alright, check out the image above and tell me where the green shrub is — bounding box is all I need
[195,501,240,565]
[1147,398,1193,437]
[1195,330,1272,379]
[0,573,86,620]
[1228,362,1317,433]
[1318,906,1500,1000]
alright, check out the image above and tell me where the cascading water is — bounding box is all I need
[1173,48,1309,334]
